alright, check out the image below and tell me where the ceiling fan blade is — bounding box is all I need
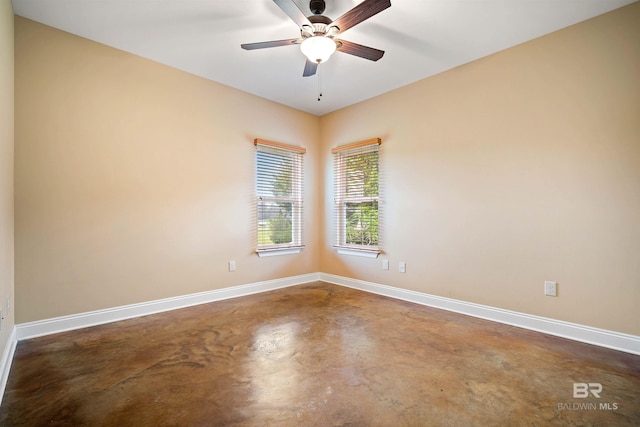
[273,0,312,28]
[303,59,318,77]
[337,40,385,61]
[331,0,391,33]
[241,38,301,50]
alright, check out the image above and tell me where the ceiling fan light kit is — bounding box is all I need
[300,35,336,63]
[241,0,391,76]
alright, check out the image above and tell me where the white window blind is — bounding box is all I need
[333,138,381,253]
[255,139,305,253]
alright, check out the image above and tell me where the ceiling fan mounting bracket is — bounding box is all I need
[309,0,326,15]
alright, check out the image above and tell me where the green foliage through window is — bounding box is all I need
[346,201,378,246]
[268,202,293,244]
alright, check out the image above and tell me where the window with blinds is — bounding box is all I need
[333,138,381,253]
[255,139,305,254]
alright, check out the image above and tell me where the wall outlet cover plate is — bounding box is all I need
[544,281,557,296]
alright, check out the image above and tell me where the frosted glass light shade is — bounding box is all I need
[300,36,337,64]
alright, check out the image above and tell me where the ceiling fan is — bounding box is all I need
[241,0,392,77]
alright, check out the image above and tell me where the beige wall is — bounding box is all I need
[14,4,640,336]
[0,0,15,356]
[320,3,640,335]
[14,17,321,323]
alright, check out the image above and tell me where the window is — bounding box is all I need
[333,138,381,257]
[255,139,305,256]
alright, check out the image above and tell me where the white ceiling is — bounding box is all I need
[12,0,635,116]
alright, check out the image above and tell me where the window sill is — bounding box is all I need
[256,247,303,257]
[335,247,381,258]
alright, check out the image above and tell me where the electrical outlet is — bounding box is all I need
[399,261,406,273]
[382,259,389,270]
[229,260,236,272]
[544,281,557,296]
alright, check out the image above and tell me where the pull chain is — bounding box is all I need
[317,67,323,101]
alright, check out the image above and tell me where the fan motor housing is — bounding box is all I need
[308,15,332,25]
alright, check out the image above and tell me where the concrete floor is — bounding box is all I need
[1,282,639,426]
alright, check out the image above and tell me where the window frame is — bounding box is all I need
[333,138,381,257]
[255,139,305,257]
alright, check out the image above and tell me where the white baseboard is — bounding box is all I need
[12,271,640,355]
[16,273,320,341]
[320,273,640,356]
[0,326,17,406]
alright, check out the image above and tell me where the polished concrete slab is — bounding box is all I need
[1,282,639,426]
